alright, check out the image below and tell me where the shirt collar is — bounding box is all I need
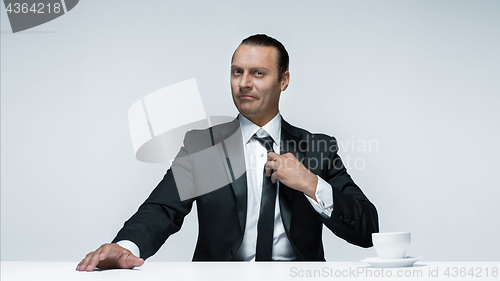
[239,113,281,145]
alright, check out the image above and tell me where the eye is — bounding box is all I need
[232,69,242,76]
[255,71,264,77]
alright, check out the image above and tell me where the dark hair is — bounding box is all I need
[237,34,289,81]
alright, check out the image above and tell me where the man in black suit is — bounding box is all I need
[77,34,378,271]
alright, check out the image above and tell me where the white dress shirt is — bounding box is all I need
[119,113,334,260]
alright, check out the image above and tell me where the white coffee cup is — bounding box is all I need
[372,232,411,259]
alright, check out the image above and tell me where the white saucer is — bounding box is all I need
[361,256,424,268]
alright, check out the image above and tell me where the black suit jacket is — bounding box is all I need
[112,118,379,261]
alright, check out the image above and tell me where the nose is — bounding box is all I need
[239,72,252,90]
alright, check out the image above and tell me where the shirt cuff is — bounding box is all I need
[304,176,334,218]
[116,240,141,258]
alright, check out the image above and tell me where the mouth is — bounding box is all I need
[238,94,257,100]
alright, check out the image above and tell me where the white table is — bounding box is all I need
[2,261,499,281]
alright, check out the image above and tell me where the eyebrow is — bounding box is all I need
[230,65,271,72]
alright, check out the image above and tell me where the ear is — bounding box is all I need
[280,71,290,91]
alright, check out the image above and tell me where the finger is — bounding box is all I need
[97,243,113,262]
[125,254,145,268]
[267,151,279,160]
[76,251,95,271]
[85,246,104,272]
[266,162,272,177]
[270,170,279,184]
[267,156,284,174]
[116,251,143,269]
[266,160,277,177]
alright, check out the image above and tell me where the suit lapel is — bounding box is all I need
[279,119,307,237]
[213,118,247,235]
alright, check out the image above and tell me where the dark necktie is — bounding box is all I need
[254,133,277,261]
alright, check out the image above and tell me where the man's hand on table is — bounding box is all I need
[76,243,144,272]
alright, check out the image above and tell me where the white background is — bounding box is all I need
[1,0,499,262]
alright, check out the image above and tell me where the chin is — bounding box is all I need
[238,107,258,117]
[238,109,254,116]
[236,102,252,112]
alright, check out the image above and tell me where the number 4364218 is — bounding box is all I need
[5,3,62,14]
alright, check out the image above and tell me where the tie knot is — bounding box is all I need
[254,133,274,153]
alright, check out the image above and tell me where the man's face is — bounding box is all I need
[231,44,289,126]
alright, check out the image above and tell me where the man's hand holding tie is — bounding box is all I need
[265,152,319,202]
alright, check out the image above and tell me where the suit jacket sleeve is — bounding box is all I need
[111,132,196,260]
[312,135,379,248]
